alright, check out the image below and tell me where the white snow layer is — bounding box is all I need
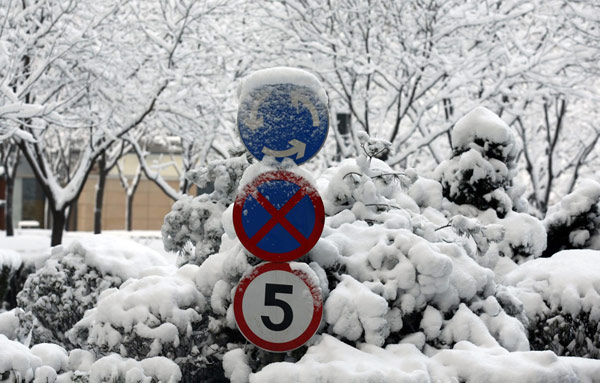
[451,106,516,153]
[30,343,68,372]
[544,178,600,229]
[0,335,42,382]
[0,309,19,339]
[58,234,173,280]
[0,248,22,270]
[89,354,181,383]
[0,332,182,382]
[251,334,598,383]
[237,66,328,106]
[502,249,600,321]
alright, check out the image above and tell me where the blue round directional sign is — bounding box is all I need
[233,170,325,262]
[237,83,329,165]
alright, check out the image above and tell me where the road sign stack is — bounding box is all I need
[233,68,329,353]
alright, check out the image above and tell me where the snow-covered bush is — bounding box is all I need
[434,107,546,264]
[0,333,181,383]
[0,249,22,310]
[16,235,171,347]
[313,154,533,354]
[87,354,181,383]
[434,106,520,217]
[543,179,600,257]
[252,333,587,383]
[0,334,42,382]
[503,250,600,358]
[162,155,249,266]
[68,263,241,382]
[147,129,563,381]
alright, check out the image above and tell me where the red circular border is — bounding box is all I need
[233,262,323,353]
[233,170,325,262]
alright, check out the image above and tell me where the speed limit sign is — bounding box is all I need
[233,262,323,352]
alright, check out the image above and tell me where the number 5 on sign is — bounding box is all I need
[234,262,323,352]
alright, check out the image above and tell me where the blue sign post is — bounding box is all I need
[237,83,329,165]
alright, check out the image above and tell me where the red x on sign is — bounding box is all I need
[233,170,325,262]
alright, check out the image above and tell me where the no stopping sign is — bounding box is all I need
[233,262,323,352]
[233,170,325,262]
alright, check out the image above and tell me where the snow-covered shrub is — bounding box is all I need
[0,249,22,310]
[148,138,553,381]
[0,333,180,383]
[433,107,546,264]
[434,106,520,217]
[476,209,547,264]
[0,334,42,382]
[0,335,72,383]
[543,179,600,257]
[16,235,171,346]
[162,155,249,266]
[87,354,181,383]
[151,124,597,380]
[68,263,240,382]
[252,334,588,383]
[503,250,600,357]
[299,153,527,354]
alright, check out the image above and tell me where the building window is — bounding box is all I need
[21,178,45,227]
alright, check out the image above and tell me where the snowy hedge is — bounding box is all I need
[162,155,249,267]
[503,250,600,358]
[0,333,182,383]
[67,265,226,382]
[16,235,172,347]
[543,179,600,257]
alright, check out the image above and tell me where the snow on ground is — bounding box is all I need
[0,229,176,269]
[253,334,598,383]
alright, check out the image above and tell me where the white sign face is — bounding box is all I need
[233,263,323,352]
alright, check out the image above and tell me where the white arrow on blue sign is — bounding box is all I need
[237,83,329,165]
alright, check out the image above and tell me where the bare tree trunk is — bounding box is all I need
[3,143,20,237]
[50,208,66,247]
[94,154,106,234]
[125,193,134,231]
[5,175,15,236]
[125,171,141,231]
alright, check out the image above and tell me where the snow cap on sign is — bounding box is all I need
[237,67,328,107]
[237,158,317,192]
